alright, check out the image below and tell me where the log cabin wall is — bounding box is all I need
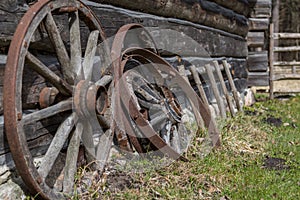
[0,0,251,193]
[247,0,272,87]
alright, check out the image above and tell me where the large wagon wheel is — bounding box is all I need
[4,0,112,199]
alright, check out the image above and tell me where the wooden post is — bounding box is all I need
[205,64,226,118]
[190,65,210,108]
[222,60,242,112]
[213,61,235,117]
[269,23,275,99]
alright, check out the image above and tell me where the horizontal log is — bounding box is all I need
[272,74,300,81]
[248,0,271,8]
[89,4,248,57]
[90,0,249,37]
[247,32,265,47]
[249,18,269,31]
[247,51,268,72]
[273,33,300,39]
[208,0,250,16]
[250,7,271,18]
[274,61,300,66]
[247,71,269,86]
[274,46,300,52]
[0,0,17,12]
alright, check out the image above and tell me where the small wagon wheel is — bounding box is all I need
[4,0,112,199]
[113,47,219,164]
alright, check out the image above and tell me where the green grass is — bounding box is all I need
[95,95,300,200]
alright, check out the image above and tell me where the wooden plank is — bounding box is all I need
[273,74,300,81]
[190,65,210,107]
[273,80,300,93]
[274,65,300,74]
[91,0,249,37]
[247,72,270,86]
[273,33,300,39]
[249,18,269,31]
[274,46,300,52]
[213,61,235,117]
[247,32,265,47]
[223,60,243,111]
[205,64,226,118]
[274,61,300,66]
[247,51,268,72]
[250,7,271,18]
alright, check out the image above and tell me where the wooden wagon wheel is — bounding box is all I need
[113,47,219,164]
[4,0,113,199]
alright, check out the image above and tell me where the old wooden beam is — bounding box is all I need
[91,0,249,37]
[273,33,300,39]
[247,32,265,47]
[249,18,269,31]
[208,0,250,16]
[247,51,268,72]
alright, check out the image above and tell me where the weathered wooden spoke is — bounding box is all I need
[26,52,72,95]
[3,0,111,199]
[38,113,77,181]
[82,30,99,81]
[69,10,82,79]
[44,12,72,83]
[22,99,73,124]
[63,121,83,194]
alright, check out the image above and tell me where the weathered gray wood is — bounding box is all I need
[274,61,300,66]
[22,99,72,124]
[45,12,72,83]
[0,0,18,12]
[247,51,268,72]
[249,18,269,31]
[205,64,226,118]
[209,0,250,16]
[63,121,83,194]
[247,32,265,48]
[247,71,270,86]
[0,2,249,58]
[82,30,99,81]
[91,0,249,37]
[26,52,72,95]
[70,10,82,80]
[273,74,300,81]
[190,65,210,107]
[213,61,235,117]
[273,33,300,39]
[178,64,189,83]
[38,113,76,181]
[274,46,300,52]
[223,60,242,111]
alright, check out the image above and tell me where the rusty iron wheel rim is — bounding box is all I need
[3,0,112,199]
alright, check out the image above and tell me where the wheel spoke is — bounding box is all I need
[38,113,77,180]
[44,12,73,83]
[69,10,82,80]
[95,129,114,172]
[26,52,72,95]
[82,30,99,81]
[22,99,72,124]
[63,121,83,194]
[81,120,96,161]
